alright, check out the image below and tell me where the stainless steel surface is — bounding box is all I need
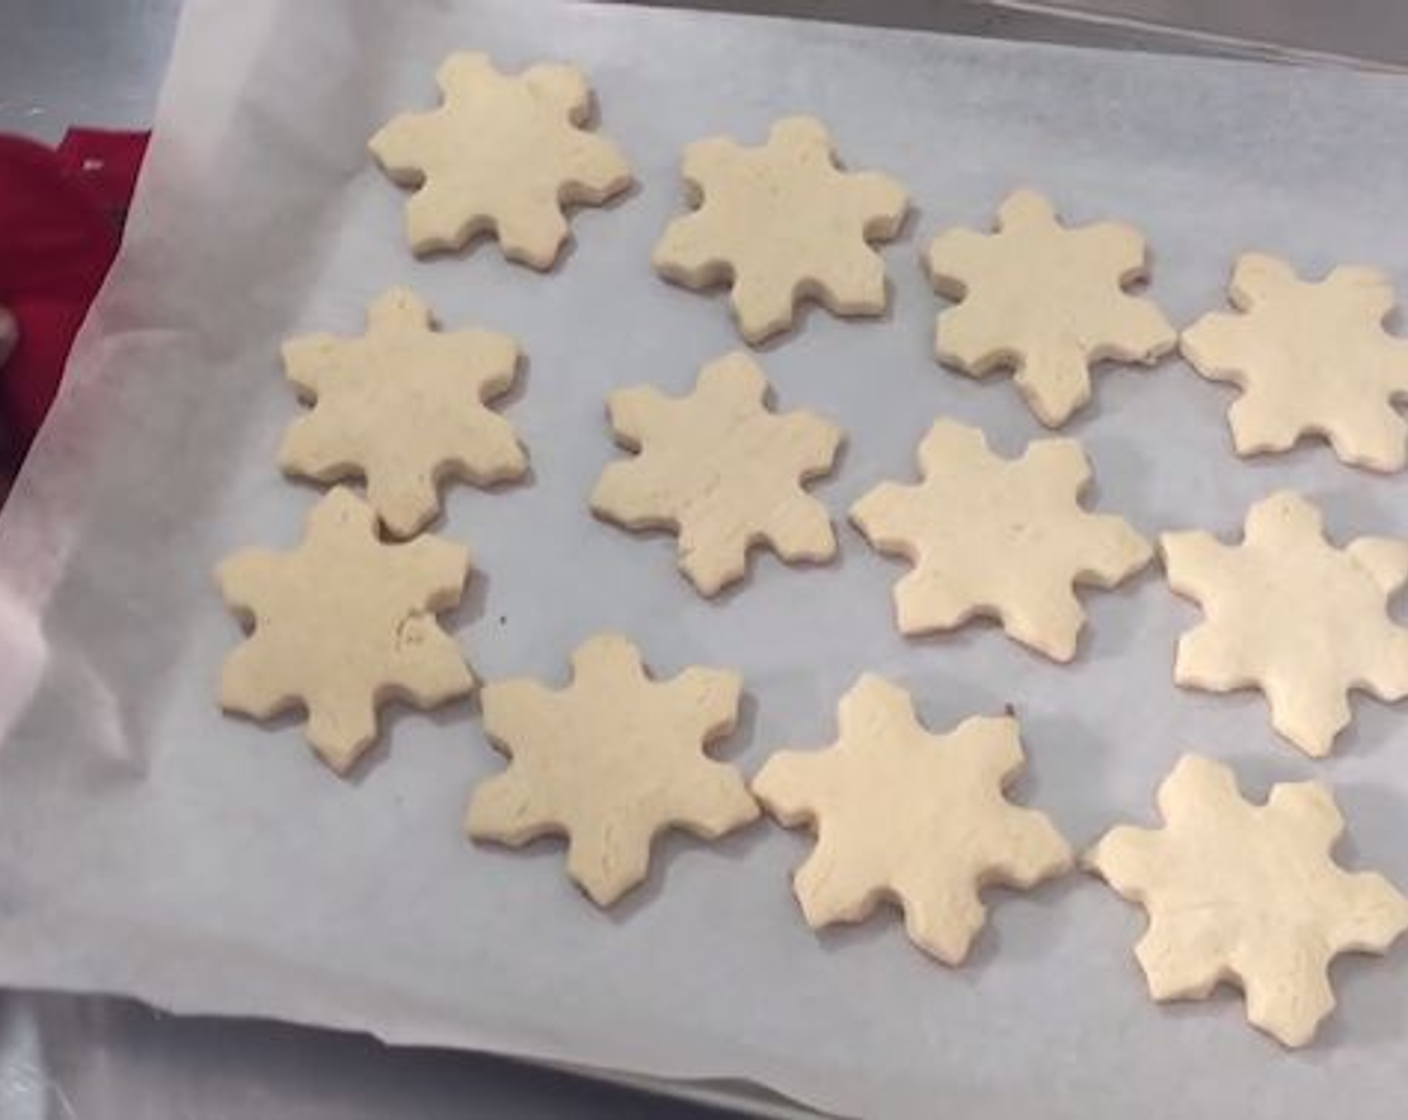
[0,0,182,143]
[0,1,1399,1118]
[1002,0,1408,68]
[0,0,1353,145]
[617,0,1257,54]
[0,990,741,1119]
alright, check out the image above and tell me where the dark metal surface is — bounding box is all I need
[0,0,183,142]
[0,990,738,1119]
[1003,0,1408,67]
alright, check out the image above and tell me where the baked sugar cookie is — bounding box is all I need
[851,418,1151,660]
[1162,490,1408,757]
[280,288,525,538]
[216,488,474,774]
[591,351,842,596]
[466,634,757,906]
[1181,252,1408,470]
[1087,754,1408,1047]
[753,675,1071,965]
[924,189,1175,426]
[370,52,632,268]
[653,116,908,344]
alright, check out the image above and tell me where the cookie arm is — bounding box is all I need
[368,112,437,182]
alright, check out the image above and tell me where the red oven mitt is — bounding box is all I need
[0,128,148,472]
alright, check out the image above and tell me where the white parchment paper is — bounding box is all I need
[2,2,1408,1116]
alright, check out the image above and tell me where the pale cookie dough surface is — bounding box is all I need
[216,487,474,775]
[1180,252,1408,470]
[1161,489,1408,758]
[924,189,1176,427]
[465,633,758,907]
[850,418,1151,660]
[369,51,633,268]
[752,674,1071,966]
[590,350,842,596]
[279,287,526,538]
[1086,754,1408,1048]
[652,116,908,344]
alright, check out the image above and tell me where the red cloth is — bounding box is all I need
[0,128,148,469]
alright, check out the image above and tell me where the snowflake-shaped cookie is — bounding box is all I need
[369,52,633,268]
[1086,754,1408,1046]
[753,674,1071,965]
[279,288,526,538]
[217,487,474,774]
[1162,490,1408,757]
[590,351,842,596]
[924,189,1176,427]
[1181,253,1408,470]
[465,633,758,906]
[652,116,909,344]
[850,418,1152,660]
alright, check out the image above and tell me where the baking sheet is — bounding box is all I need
[3,1,1408,1116]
